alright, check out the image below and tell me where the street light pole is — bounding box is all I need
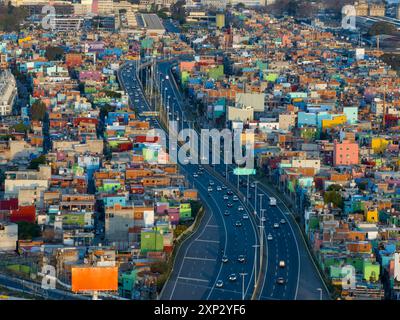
[260,208,265,271]
[258,193,264,219]
[246,174,249,204]
[239,273,248,300]
[317,288,323,300]
[252,244,260,288]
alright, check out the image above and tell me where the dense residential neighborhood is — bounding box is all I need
[0,0,400,304]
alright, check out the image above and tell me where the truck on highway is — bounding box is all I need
[269,197,277,206]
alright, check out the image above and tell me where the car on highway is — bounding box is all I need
[227,189,233,195]
[217,186,222,191]
[208,187,213,192]
[227,202,233,207]
[261,217,266,222]
[233,195,239,201]
[223,195,229,200]
[235,220,242,227]
[250,183,255,188]
[193,173,198,178]
[242,214,249,219]
[279,260,286,268]
[224,210,230,216]
[237,255,246,263]
[276,277,285,285]
[209,180,214,186]
[229,274,237,281]
[238,206,244,211]
[222,256,228,263]
[280,219,286,224]
[221,185,227,190]
[216,280,224,288]
[267,234,273,241]
[273,223,279,228]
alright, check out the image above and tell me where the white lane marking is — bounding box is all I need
[185,257,216,261]
[195,239,220,244]
[178,276,209,283]
[169,214,213,299]
[255,182,301,300]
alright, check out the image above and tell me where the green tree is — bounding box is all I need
[16,222,41,240]
[171,0,186,24]
[102,90,122,99]
[12,122,30,133]
[31,100,47,121]
[28,154,46,170]
[324,190,344,209]
[99,103,116,119]
[0,3,28,32]
[150,261,169,274]
[173,225,188,238]
[327,184,342,192]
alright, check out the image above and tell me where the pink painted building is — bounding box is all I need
[333,140,359,166]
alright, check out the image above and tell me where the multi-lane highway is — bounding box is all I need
[151,58,330,300]
[118,57,330,300]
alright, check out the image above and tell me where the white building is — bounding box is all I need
[0,222,18,251]
[0,70,17,116]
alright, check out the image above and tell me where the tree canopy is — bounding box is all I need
[17,222,41,240]
[171,0,186,24]
[45,46,65,61]
[0,3,28,32]
[28,154,46,170]
[31,100,47,121]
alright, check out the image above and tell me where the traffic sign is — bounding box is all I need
[233,168,256,175]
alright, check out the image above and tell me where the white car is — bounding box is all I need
[279,260,286,268]
[216,280,224,288]
[208,187,213,192]
[243,214,249,219]
[217,186,222,191]
[238,206,244,211]
[209,180,215,186]
[233,195,239,201]
[267,234,273,241]
[193,173,198,178]
[273,223,279,228]
[229,274,237,281]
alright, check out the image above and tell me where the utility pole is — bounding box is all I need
[254,181,258,215]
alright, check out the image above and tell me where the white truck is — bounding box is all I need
[269,197,277,206]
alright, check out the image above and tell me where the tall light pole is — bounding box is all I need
[258,209,266,272]
[246,174,250,204]
[317,288,323,300]
[252,244,260,288]
[254,181,258,215]
[239,272,248,300]
[258,193,264,219]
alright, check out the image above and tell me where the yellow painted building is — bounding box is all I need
[366,209,378,223]
[322,115,347,129]
[371,137,390,153]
